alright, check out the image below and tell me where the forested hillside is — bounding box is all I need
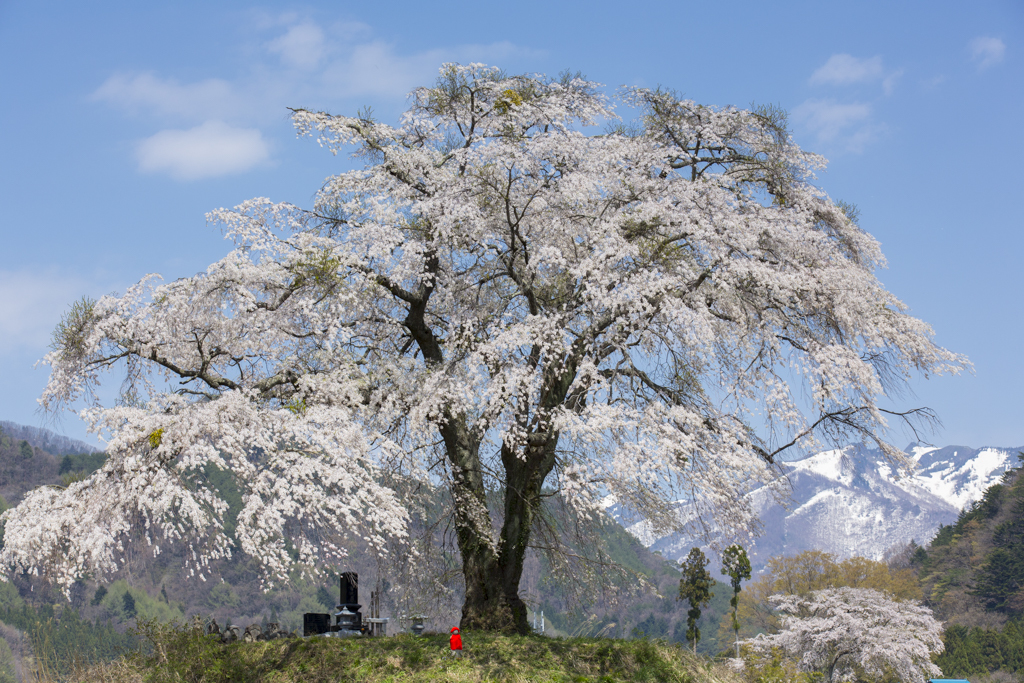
[916,453,1024,627]
[0,422,94,458]
[910,452,1024,678]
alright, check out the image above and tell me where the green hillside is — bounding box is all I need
[912,452,1024,678]
[917,454,1024,625]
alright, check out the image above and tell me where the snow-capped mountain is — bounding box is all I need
[607,443,1022,572]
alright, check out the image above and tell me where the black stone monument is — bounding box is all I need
[303,612,331,637]
[337,571,363,632]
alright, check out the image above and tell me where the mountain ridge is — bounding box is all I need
[607,442,1023,573]
[0,420,98,456]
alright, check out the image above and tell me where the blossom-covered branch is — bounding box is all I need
[3,64,966,631]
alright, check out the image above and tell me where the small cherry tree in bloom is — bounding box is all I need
[0,64,964,633]
[745,588,944,683]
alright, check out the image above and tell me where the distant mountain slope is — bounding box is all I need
[912,458,1024,679]
[0,420,98,455]
[916,458,1024,627]
[606,443,1022,573]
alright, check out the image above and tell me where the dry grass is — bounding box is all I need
[66,658,144,683]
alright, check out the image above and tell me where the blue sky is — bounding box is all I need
[1,0,1021,450]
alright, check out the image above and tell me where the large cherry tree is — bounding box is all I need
[0,65,964,633]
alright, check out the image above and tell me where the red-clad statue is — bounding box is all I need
[450,627,463,657]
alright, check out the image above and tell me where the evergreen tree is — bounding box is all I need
[678,547,714,654]
[122,590,136,619]
[721,543,752,657]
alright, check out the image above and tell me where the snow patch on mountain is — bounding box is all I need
[606,442,1022,572]
[915,447,1010,509]
[791,449,852,485]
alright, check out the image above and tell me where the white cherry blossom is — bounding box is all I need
[745,587,944,683]
[2,65,965,631]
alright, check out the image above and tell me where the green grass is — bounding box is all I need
[76,628,744,683]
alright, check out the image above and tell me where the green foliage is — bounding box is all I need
[930,523,955,547]
[0,581,23,613]
[202,464,243,538]
[911,544,929,565]
[974,472,1024,613]
[917,460,1024,623]
[50,296,96,362]
[122,591,137,619]
[937,620,1024,677]
[0,601,136,678]
[0,637,14,683]
[92,585,107,606]
[742,646,822,683]
[316,585,335,609]
[678,548,714,652]
[632,612,670,640]
[58,452,106,476]
[929,483,1010,551]
[100,580,183,623]
[289,249,343,293]
[207,582,240,611]
[976,548,1024,613]
[721,544,752,653]
[17,441,32,459]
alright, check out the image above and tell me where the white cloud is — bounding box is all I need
[793,99,879,152]
[810,54,885,85]
[136,121,270,181]
[881,69,904,96]
[92,73,244,121]
[321,40,436,97]
[322,39,542,99]
[969,37,1005,70]
[94,26,541,116]
[92,18,542,178]
[267,22,326,70]
[0,270,92,354]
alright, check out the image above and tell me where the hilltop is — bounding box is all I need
[77,630,743,683]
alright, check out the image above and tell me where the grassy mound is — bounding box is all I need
[74,630,743,683]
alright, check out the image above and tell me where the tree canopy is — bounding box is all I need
[745,588,943,683]
[0,64,964,632]
[737,550,923,636]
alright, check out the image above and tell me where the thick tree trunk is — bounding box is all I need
[441,411,559,634]
[495,436,558,634]
[438,413,519,632]
[416,270,578,634]
[453,359,575,633]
